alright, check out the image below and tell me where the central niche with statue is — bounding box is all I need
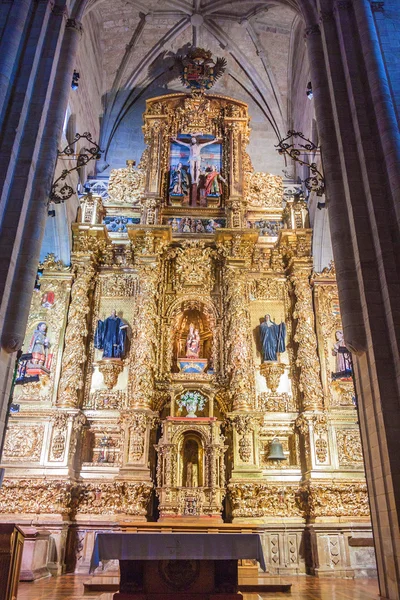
[174,306,213,375]
[155,387,227,520]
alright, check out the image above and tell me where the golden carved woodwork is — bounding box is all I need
[128,263,160,409]
[289,265,324,411]
[336,429,364,466]
[39,253,71,273]
[3,424,44,462]
[0,479,73,514]
[57,261,96,407]
[0,479,152,517]
[98,359,124,389]
[85,389,126,410]
[258,392,294,412]
[228,483,303,518]
[72,481,152,516]
[100,274,138,297]
[223,267,256,410]
[283,196,310,229]
[231,414,260,463]
[245,172,284,209]
[173,240,216,292]
[107,161,145,205]
[298,481,369,518]
[5,88,369,544]
[259,362,285,393]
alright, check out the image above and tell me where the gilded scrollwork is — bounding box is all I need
[228,483,303,518]
[297,481,369,518]
[128,264,159,409]
[85,389,126,410]
[100,274,138,297]
[172,240,216,292]
[107,161,145,205]
[3,424,44,462]
[245,172,284,209]
[336,429,364,466]
[72,481,152,516]
[0,479,73,514]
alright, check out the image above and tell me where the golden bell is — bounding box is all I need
[267,438,286,461]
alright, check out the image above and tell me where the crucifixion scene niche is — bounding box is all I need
[173,305,213,375]
[169,133,224,208]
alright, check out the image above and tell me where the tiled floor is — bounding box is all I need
[17,574,380,600]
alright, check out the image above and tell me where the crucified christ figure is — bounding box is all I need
[172,135,218,185]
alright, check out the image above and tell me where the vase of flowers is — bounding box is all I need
[177,391,206,418]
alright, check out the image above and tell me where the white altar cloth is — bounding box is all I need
[90,533,266,573]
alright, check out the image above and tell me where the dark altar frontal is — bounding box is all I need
[90,533,266,600]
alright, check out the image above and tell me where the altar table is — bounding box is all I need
[90,532,266,600]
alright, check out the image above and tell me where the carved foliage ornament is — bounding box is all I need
[173,240,216,292]
[245,172,284,208]
[107,161,145,205]
[0,479,152,517]
[228,483,303,518]
[3,425,44,462]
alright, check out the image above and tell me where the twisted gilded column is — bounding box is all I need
[57,225,108,407]
[224,267,255,411]
[129,264,159,409]
[128,227,170,409]
[280,230,323,412]
[218,230,258,411]
[57,260,95,407]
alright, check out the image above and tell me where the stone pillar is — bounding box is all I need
[305,7,400,598]
[0,0,32,130]
[304,17,366,354]
[0,9,83,354]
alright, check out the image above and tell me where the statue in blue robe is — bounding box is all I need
[259,314,286,362]
[94,310,127,359]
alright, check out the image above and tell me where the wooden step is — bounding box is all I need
[84,576,119,592]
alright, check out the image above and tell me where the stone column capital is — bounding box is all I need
[66,18,83,35]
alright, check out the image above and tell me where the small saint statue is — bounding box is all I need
[259,314,286,362]
[203,165,226,197]
[185,461,198,487]
[185,323,201,359]
[169,162,190,196]
[332,330,352,378]
[94,309,128,359]
[28,322,50,368]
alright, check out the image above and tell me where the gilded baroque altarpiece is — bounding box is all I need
[0,92,375,578]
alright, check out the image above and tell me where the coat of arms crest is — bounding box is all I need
[178,47,226,92]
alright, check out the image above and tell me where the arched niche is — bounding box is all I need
[166,298,220,374]
[179,432,204,488]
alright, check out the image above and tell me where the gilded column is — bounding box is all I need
[129,264,159,409]
[280,230,324,412]
[128,227,170,409]
[218,230,258,411]
[224,267,255,411]
[57,225,108,407]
